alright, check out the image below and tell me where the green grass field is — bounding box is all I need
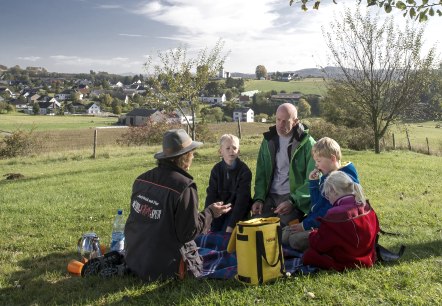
[0,113,117,132]
[387,121,442,155]
[2,114,441,156]
[0,141,441,305]
[244,78,326,95]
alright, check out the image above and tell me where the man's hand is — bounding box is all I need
[273,200,293,215]
[225,226,233,233]
[251,201,263,215]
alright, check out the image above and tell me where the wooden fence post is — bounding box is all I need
[426,137,430,155]
[93,129,98,159]
[237,117,242,139]
[392,133,396,150]
[405,128,412,151]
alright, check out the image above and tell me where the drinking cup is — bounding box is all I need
[67,259,84,276]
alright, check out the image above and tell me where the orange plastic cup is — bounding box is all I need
[67,259,84,276]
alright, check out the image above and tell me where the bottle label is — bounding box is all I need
[110,232,125,252]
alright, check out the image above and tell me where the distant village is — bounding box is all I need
[0,65,320,125]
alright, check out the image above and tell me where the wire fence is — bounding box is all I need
[32,123,441,156]
[37,127,129,153]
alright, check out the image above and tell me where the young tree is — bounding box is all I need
[99,93,113,107]
[255,65,268,80]
[225,89,234,101]
[200,106,224,123]
[144,39,228,140]
[297,98,312,118]
[32,103,40,115]
[323,8,436,153]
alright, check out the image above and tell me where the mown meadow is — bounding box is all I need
[244,78,327,96]
[1,130,441,304]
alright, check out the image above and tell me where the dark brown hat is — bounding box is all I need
[154,129,203,160]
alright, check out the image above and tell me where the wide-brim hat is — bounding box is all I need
[154,129,203,160]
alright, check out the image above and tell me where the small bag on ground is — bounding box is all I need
[227,217,285,285]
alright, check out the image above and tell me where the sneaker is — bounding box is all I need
[81,251,125,277]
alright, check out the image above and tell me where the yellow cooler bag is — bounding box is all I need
[227,217,285,285]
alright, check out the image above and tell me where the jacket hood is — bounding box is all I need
[264,122,308,142]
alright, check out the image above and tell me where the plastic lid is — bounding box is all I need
[117,209,123,215]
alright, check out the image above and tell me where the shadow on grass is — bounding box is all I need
[1,238,440,305]
[396,239,442,261]
[0,250,244,305]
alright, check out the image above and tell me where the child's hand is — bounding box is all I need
[309,169,321,180]
[290,223,304,232]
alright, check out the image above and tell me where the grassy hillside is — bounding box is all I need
[244,78,326,95]
[0,143,441,305]
[387,121,442,155]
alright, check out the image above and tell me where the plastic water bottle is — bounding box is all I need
[109,209,125,254]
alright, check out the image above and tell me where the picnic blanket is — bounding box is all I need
[195,232,317,279]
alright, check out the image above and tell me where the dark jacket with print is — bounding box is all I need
[124,161,214,282]
[204,158,252,231]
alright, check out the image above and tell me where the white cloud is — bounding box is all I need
[49,55,143,72]
[17,56,41,62]
[129,0,350,72]
[119,33,146,37]
[135,0,281,38]
[131,1,441,73]
[98,5,122,9]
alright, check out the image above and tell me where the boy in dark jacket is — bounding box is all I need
[205,134,252,233]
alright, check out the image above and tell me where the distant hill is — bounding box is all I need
[230,72,255,78]
[289,66,344,78]
[231,66,344,79]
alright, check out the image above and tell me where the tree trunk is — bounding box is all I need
[374,133,381,154]
[191,108,196,140]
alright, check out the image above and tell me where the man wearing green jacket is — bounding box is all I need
[251,103,316,226]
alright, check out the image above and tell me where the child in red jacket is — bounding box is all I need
[302,171,380,271]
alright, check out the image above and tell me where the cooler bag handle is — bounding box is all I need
[256,225,283,267]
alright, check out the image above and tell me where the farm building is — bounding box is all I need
[233,107,254,123]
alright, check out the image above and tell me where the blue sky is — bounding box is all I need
[0,0,440,75]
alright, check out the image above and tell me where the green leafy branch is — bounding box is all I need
[289,0,442,21]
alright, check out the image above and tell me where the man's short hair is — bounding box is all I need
[312,137,342,161]
[219,134,240,148]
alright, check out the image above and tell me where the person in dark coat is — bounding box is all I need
[124,129,231,282]
[205,134,252,233]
